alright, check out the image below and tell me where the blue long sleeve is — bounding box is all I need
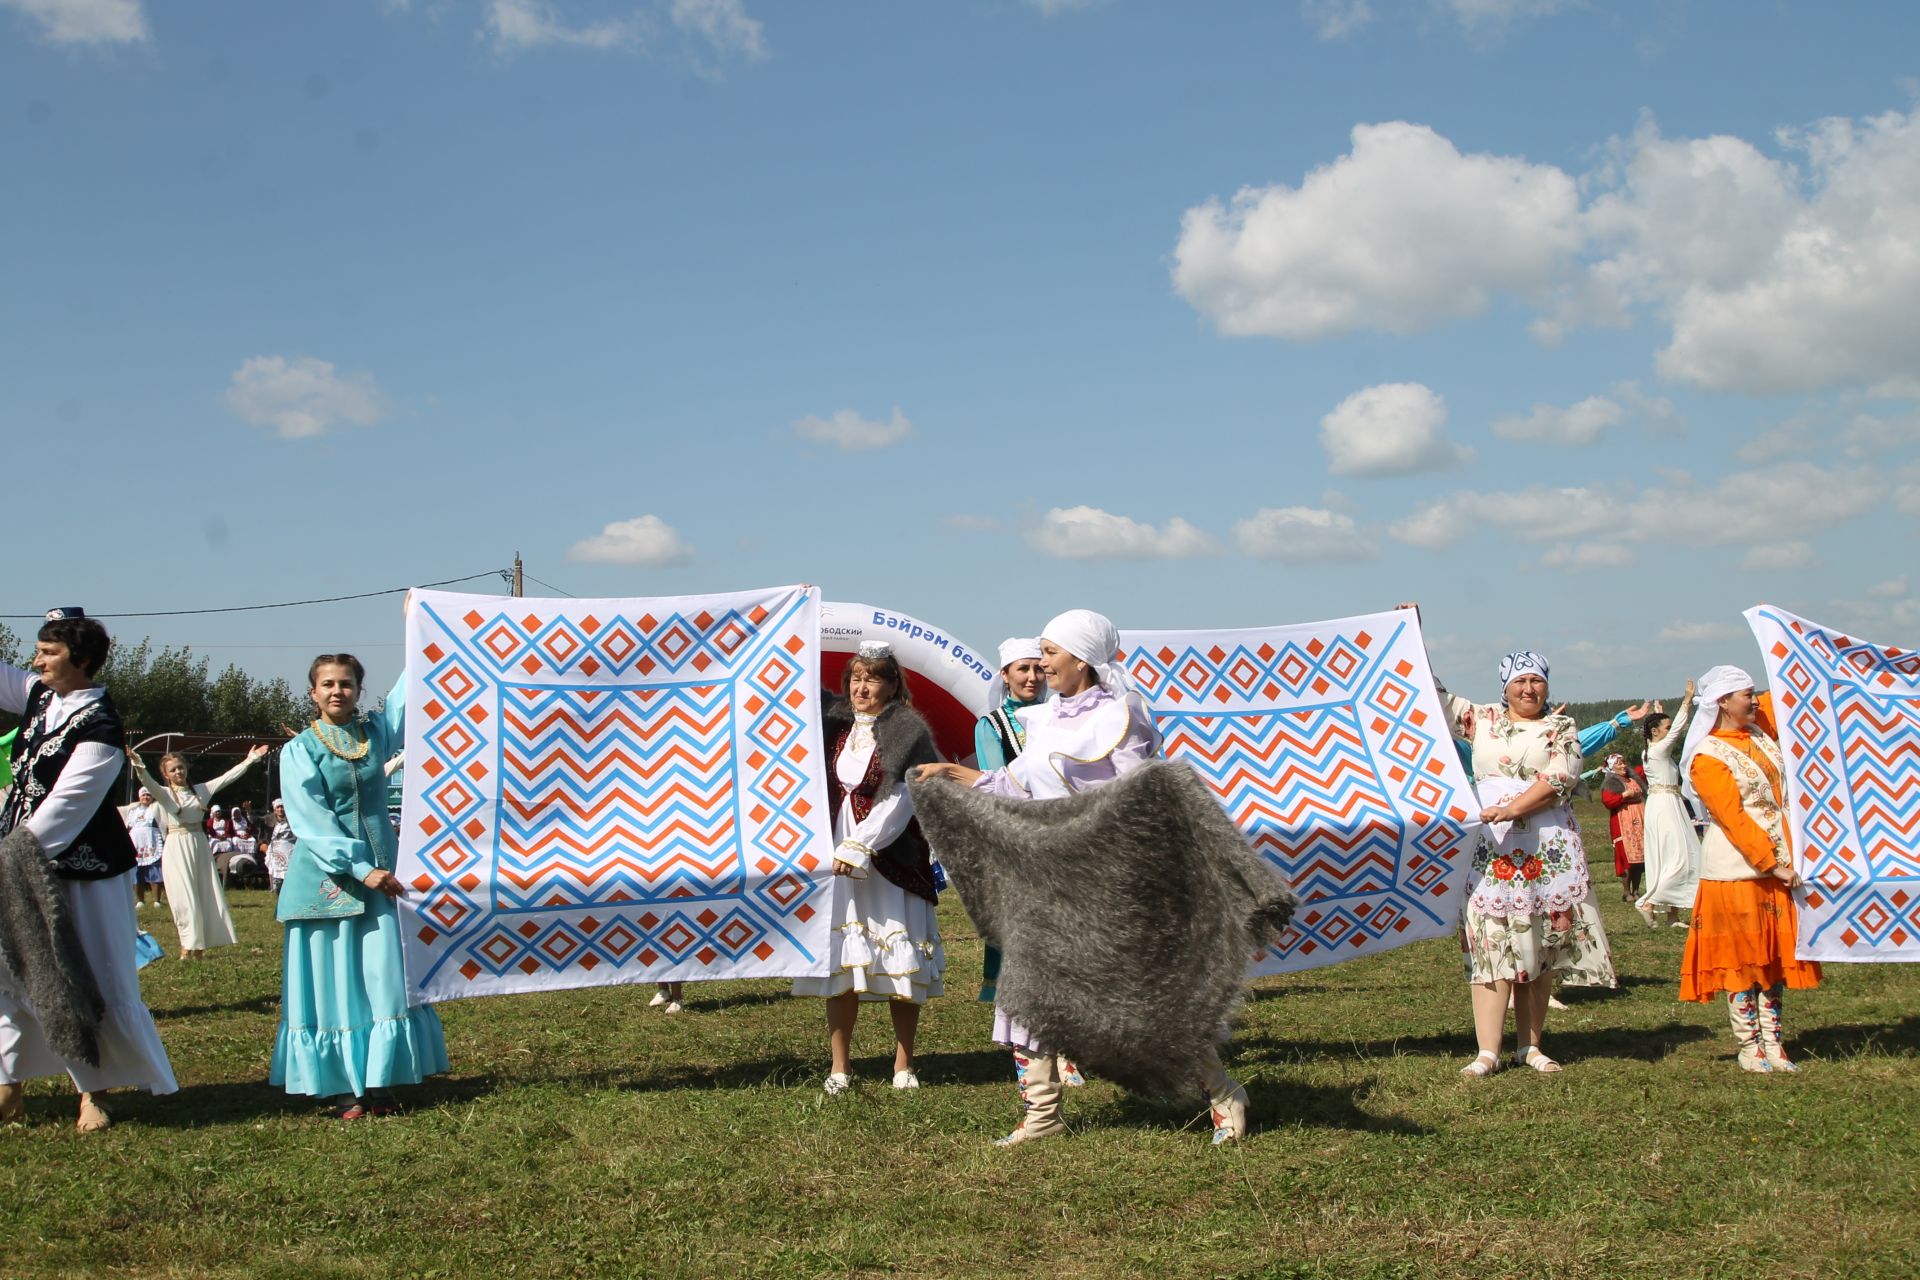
[974,716,1008,773]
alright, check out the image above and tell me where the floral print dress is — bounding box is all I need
[1439,687,1617,988]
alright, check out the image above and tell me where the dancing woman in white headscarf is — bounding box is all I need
[1678,666,1821,1072]
[917,609,1252,1147]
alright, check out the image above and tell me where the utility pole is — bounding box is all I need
[511,553,523,598]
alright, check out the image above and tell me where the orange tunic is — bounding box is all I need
[1679,693,1822,1001]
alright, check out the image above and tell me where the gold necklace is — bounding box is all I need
[311,716,371,761]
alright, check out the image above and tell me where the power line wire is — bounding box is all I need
[521,573,577,598]
[3,569,506,621]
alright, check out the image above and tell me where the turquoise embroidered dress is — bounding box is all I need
[269,672,448,1098]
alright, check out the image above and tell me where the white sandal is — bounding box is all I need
[1459,1049,1502,1078]
[1514,1046,1562,1074]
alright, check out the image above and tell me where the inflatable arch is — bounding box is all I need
[820,601,995,765]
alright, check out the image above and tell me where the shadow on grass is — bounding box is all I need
[1231,1019,1714,1067]
[149,992,283,1020]
[1100,1072,1431,1137]
[1794,1015,1920,1059]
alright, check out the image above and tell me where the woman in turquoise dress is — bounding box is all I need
[270,650,447,1118]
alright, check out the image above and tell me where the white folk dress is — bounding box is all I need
[0,668,178,1095]
[1638,700,1703,911]
[1438,688,1616,988]
[133,756,254,951]
[790,713,945,1004]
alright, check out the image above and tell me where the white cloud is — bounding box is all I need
[1233,507,1377,563]
[669,0,765,60]
[1539,542,1635,569]
[1612,380,1686,434]
[1174,106,1920,396]
[793,407,914,452]
[1740,541,1820,571]
[1026,507,1217,561]
[1172,122,1582,340]
[566,515,694,566]
[1390,486,1621,548]
[1631,462,1883,545]
[1867,578,1908,599]
[485,0,642,52]
[1894,463,1920,516]
[1492,395,1624,445]
[0,0,147,44]
[1302,0,1373,39]
[1320,382,1472,476]
[220,355,389,439]
[1657,620,1738,643]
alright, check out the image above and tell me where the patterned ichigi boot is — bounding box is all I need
[1200,1058,1250,1146]
[994,1050,1066,1148]
[1755,984,1799,1073]
[1726,987,1771,1073]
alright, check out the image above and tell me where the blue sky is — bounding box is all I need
[5,0,1918,703]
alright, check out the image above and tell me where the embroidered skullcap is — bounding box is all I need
[1680,664,1756,809]
[43,606,86,621]
[856,640,894,663]
[985,637,1045,711]
[1041,609,1134,696]
[1498,650,1550,687]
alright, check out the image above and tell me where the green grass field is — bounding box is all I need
[5,798,1918,1280]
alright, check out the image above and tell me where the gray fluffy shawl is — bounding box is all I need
[909,760,1297,1099]
[0,825,105,1066]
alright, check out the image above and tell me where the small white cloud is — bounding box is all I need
[0,0,147,44]
[1301,0,1373,39]
[1491,395,1624,445]
[1897,464,1920,516]
[1320,382,1472,476]
[793,407,914,452]
[1389,485,1620,549]
[1739,541,1820,571]
[566,515,694,566]
[1539,542,1636,569]
[1867,578,1907,598]
[485,0,642,53]
[1656,620,1738,643]
[1233,507,1377,563]
[1632,462,1882,546]
[669,0,765,60]
[1026,506,1217,561]
[220,355,389,439]
[1612,380,1686,435]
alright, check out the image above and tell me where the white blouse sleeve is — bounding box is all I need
[24,742,124,856]
[838,787,915,874]
[1650,699,1690,763]
[0,664,34,716]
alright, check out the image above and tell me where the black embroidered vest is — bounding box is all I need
[0,683,138,880]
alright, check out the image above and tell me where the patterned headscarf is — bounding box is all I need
[1497,650,1550,701]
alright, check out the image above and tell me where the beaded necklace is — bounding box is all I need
[311,714,371,761]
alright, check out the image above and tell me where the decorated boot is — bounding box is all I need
[994,1050,1065,1148]
[1756,984,1799,1073]
[1201,1059,1249,1145]
[1726,988,1770,1073]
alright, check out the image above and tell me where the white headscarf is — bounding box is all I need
[984,637,1044,710]
[1041,609,1133,696]
[1679,664,1755,808]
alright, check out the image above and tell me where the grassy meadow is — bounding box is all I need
[4,797,1918,1280]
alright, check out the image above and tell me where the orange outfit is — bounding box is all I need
[1679,693,1822,1002]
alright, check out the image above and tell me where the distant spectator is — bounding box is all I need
[264,798,296,894]
[119,786,168,910]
